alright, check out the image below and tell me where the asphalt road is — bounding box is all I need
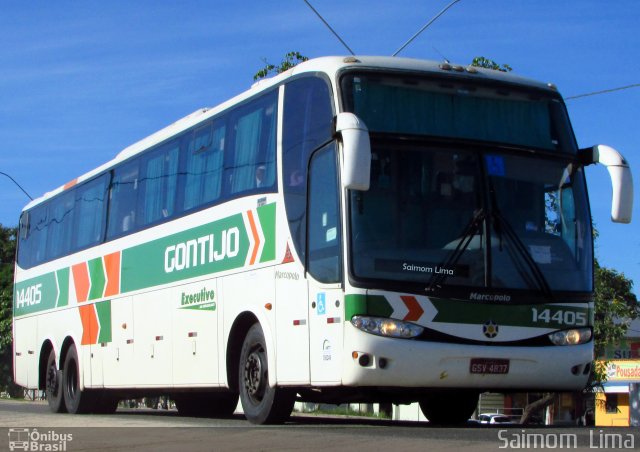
[0,399,637,451]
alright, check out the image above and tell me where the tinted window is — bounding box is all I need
[282,76,334,262]
[308,144,341,283]
[45,190,75,260]
[183,121,225,211]
[22,205,48,266]
[17,175,108,267]
[342,73,577,153]
[17,88,282,268]
[107,161,140,238]
[73,175,108,249]
[227,91,277,195]
[139,140,180,226]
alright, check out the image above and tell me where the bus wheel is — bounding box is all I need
[62,344,94,414]
[238,324,295,424]
[175,392,239,418]
[45,350,66,413]
[419,390,479,425]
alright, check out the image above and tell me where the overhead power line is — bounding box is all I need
[0,171,33,200]
[303,0,355,56]
[565,83,640,101]
[393,0,462,57]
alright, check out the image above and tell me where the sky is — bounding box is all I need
[0,1,638,294]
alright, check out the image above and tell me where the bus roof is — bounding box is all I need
[23,55,558,212]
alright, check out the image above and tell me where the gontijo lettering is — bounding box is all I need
[164,227,239,273]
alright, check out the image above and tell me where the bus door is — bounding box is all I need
[13,316,38,388]
[307,144,344,384]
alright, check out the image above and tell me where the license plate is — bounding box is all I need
[470,358,510,374]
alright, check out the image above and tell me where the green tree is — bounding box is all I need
[253,51,309,81]
[0,224,20,396]
[470,56,512,73]
[591,260,639,380]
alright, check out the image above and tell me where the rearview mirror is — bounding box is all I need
[335,113,371,191]
[582,144,634,223]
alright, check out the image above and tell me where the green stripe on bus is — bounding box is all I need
[257,203,276,263]
[431,299,592,329]
[55,267,69,308]
[14,272,58,317]
[345,294,393,319]
[96,300,112,343]
[88,257,106,301]
[120,212,250,293]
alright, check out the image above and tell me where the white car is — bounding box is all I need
[478,413,515,424]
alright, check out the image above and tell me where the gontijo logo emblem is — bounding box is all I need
[120,204,275,293]
[164,227,240,273]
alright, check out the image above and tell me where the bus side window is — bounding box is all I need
[227,90,277,195]
[282,76,334,263]
[20,205,48,267]
[307,144,342,283]
[107,161,140,238]
[139,140,180,226]
[45,190,75,261]
[183,121,225,211]
[73,174,108,250]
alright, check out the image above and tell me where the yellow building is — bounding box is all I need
[595,359,640,427]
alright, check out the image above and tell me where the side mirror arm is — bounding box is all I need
[335,113,371,191]
[580,145,634,223]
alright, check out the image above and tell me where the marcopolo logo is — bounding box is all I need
[469,292,511,302]
[8,428,72,451]
[275,270,300,281]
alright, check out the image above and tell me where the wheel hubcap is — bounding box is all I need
[46,365,58,396]
[244,349,265,402]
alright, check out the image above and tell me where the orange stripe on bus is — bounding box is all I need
[63,178,78,190]
[247,210,261,265]
[79,305,99,345]
[72,263,90,303]
[103,251,121,297]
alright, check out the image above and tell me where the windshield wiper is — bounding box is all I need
[426,208,485,293]
[491,209,555,302]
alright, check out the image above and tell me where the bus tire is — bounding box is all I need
[45,349,66,413]
[238,324,295,424]
[62,344,94,414]
[175,392,238,418]
[419,390,479,425]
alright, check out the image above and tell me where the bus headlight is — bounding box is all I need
[548,328,592,346]
[351,316,424,339]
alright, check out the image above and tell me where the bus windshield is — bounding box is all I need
[343,73,592,295]
[341,72,577,154]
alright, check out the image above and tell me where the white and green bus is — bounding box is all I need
[13,56,633,424]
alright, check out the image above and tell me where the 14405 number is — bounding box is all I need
[531,308,587,326]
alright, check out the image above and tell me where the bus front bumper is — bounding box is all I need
[342,324,592,391]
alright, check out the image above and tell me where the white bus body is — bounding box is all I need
[13,56,632,424]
